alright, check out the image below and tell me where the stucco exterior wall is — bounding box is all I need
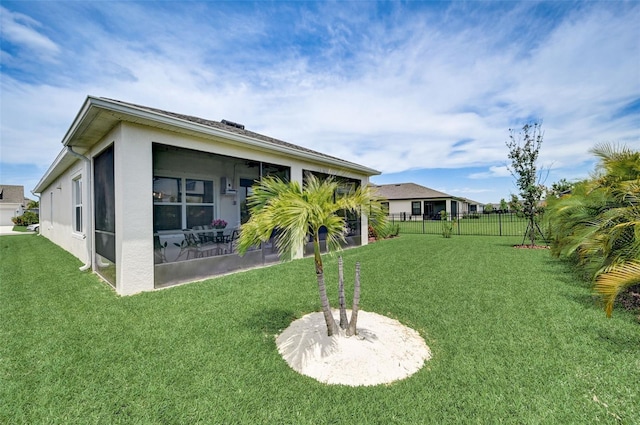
[114,124,155,295]
[387,200,413,215]
[38,159,89,265]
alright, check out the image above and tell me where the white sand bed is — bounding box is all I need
[276,310,431,386]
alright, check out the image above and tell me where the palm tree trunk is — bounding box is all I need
[347,262,361,336]
[314,234,339,336]
[338,256,349,329]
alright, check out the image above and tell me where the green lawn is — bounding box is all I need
[11,226,30,232]
[1,234,638,424]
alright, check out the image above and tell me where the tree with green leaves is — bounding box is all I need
[508,194,522,215]
[499,198,508,213]
[236,173,388,336]
[547,178,574,199]
[546,143,639,317]
[506,122,545,246]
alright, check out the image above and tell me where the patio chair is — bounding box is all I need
[203,224,215,242]
[225,229,241,254]
[185,229,220,257]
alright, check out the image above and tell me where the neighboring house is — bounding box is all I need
[0,185,25,226]
[34,96,380,295]
[373,182,483,220]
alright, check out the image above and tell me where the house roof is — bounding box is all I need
[0,185,25,204]
[103,98,352,165]
[35,96,380,193]
[373,183,454,200]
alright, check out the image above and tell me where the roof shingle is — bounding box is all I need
[373,183,452,200]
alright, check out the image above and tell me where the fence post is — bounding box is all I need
[422,217,425,234]
[499,213,502,236]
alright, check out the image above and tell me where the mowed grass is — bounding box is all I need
[1,234,638,424]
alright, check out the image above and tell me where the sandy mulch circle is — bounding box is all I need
[275,309,431,387]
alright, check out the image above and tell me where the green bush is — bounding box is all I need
[11,211,39,226]
[440,210,453,238]
[376,222,400,239]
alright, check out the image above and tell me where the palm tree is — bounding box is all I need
[236,173,387,335]
[546,143,639,316]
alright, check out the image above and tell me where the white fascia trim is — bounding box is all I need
[70,96,380,176]
[32,148,76,194]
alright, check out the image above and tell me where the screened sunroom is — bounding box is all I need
[35,96,378,295]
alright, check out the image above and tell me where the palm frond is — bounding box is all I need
[594,260,640,317]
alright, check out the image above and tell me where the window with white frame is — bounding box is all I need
[72,177,83,233]
[153,176,214,231]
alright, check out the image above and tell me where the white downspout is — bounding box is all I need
[67,146,92,271]
[29,190,41,235]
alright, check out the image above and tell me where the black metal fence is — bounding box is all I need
[387,212,546,237]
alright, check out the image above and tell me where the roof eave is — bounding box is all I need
[65,97,380,177]
[33,148,78,194]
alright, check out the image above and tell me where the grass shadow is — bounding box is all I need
[244,308,299,336]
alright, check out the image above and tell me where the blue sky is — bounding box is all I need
[1,1,638,204]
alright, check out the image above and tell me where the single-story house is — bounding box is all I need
[34,97,380,295]
[372,182,484,220]
[0,185,25,226]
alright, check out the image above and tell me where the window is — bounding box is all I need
[185,179,214,228]
[153,177,214,231]
[73,177,83,233]
[153,177,182,231]
[411,201,421,216]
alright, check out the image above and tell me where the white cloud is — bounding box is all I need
[1,1,638,202]
[0,6,59,57]
[468,166,511,179]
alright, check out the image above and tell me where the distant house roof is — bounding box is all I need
[0,185,25,204]
[459,197,484,206]
[373,183,453,200]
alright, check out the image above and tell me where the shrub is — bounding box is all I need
[368,225,377,239]
[376,222,400,239]
[440,211,453,238]
[11,211,38,226]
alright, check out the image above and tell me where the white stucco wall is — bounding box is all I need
[38,159,89,265]
[387,200,413,215]
[114,124,155,295]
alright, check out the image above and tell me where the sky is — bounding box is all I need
[1,1,638,204]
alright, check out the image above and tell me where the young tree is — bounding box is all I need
[236,173,387,336]
[506,122,545,246]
